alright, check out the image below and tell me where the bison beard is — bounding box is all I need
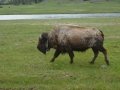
[37,25,109,65]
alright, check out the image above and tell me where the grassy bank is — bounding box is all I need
[0,1,120,14]
[0,17,120,89]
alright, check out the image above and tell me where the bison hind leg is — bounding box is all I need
[99,46,109,65]
[90,47,99,64]
[90,46,109,65]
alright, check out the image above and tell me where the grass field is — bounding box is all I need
[0,17,120,90]
[0,1,120,14]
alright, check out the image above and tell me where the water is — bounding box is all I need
[0,13,120,20]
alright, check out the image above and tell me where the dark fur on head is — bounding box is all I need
[37,32,48,54]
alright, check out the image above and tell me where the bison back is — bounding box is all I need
[57,26,103,51]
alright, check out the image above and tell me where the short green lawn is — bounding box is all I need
[0,1,120,14]
[0,17,120,89]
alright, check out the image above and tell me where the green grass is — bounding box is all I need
[0,17,120,89]
[0,1,120,14]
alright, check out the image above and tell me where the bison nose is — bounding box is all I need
[37,45,46,55]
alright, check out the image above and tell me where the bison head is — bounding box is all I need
[37,33,48,54]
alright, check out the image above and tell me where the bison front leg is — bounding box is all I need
[68,51,74,64]
[50,49,61,62]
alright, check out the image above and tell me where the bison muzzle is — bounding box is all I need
[37,25,109,65]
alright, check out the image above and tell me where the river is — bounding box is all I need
[0,13,120,20]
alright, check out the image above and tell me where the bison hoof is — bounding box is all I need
[106,61,110,65]
[70,61,73,64]
[50,60,54,62]
[89,61,94,64]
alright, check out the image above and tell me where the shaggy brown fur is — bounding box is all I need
[37,25,109,65]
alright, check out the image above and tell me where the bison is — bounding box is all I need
[37,25,109,65]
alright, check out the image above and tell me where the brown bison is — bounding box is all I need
[37,25,109,65]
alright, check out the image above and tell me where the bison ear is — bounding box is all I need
[41,33,48,41]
